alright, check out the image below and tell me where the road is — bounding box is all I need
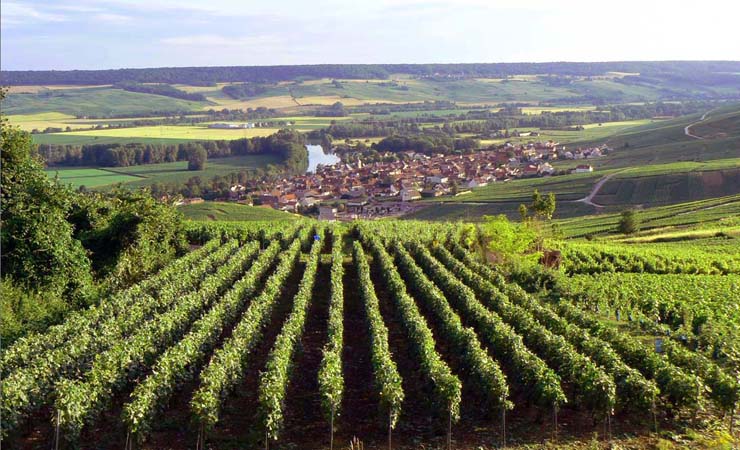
[684,110,711,139]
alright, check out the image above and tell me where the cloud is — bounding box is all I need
[160,34,282,48]
[1,2,68,25]
[93,13,132,23]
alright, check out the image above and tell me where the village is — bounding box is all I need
[183,140,609,221]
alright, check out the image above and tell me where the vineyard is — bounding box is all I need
[2,220,739,449]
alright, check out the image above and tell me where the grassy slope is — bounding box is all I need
[3,87,208,116]
[179,201,298,221]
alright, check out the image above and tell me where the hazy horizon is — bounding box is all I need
[2,0,740,71]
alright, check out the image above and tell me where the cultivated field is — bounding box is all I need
[3,221,738,449]
[48,154,282,189]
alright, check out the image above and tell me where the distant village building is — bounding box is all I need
[573,164,594,173]
[208,123,255,129]
[400,188,422,202]
[318,206,338,221]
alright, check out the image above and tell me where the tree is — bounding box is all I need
[519,203,529,221]
[481,214,540,266]
[618,209,640,235]
[1,94,92,301]
[187,145,207,171]
[530,189,556,219]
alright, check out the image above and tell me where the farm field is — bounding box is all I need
[554,194,740,238]
[2,87,207,117]
[45,168,143,188]
[34,125,282,145]
[2,221,738,449]
[408,153,740,223]
[47,154,282,189]
[179,201,299,221]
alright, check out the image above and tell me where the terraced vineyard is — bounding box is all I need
[2,221,738,449]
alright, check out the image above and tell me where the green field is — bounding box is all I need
[34,125,282,145]
[3,87,207,117]
[554,194,740,238]
[48,154,282,189]
[407,157,740,222]
[179,201,299,221]
[594,159,740,206]
[46,168,143,188]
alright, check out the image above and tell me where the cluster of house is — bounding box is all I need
[207,121,291,129]
[212,141,603,220]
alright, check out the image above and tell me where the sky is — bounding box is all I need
[2,0,740,71]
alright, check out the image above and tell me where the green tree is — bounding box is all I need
[1,99,92,301]
[519,203,529,221]
[187,145,207,171]
[530,189,557,219]
[618,209,640,235]
[481,214,540,266]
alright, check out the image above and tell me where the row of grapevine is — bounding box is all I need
[554,301,703,409]
[405,241,566,408]
[121,239,286,440]
[190,238,303,431]
[446,243,659,410]
[259,230,325,442]
[499,283,659,412]
[422,242,616,414]
[53,241,263,438]
[390,241,511,410]
[0,238,228,376]
[446,241,712,412]
[352,241,405,429]
[0,239,250,438]
[363,235,462,421]
[318,231,346,435]
[561,242,738,276]
[662,339,739,413]
[445,240,662,409]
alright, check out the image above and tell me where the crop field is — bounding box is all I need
[2,87,206,117]
[34,125,282,145]
[45,168,143,188]
[48,154,282,189]
[179,201,299,221]
[7,76,729,122]
[593,165,740,206]
[3,221,738,449]
[554,194,740,238]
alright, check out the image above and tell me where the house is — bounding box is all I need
[426,175,448,185]
[540,163,555,175]
[522,164,540,177]
[400,188,422,202]
[318,206,337,221]
[573,164,594,173]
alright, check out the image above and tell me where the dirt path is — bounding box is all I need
[684,110,711,139]
[573,171,621,208]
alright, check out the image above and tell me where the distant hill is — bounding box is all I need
[3,61,740,90]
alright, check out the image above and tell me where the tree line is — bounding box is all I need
[3,61,738,85]
[37,129,308,172]
[115,82,207,101]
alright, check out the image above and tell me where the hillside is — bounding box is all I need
[178,201,299,221]
[3,221,738,449]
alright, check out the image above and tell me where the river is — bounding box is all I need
[306,144,340,173]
